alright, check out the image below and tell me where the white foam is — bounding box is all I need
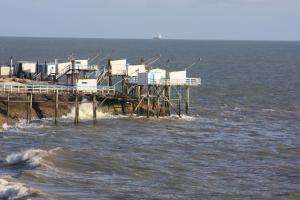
[1,123,10,131]
[1,119,52,134]
[63,99,126,120]
[0,176,37,200]
[5,148,62,168]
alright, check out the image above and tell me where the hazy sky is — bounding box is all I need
[0,0,299,40]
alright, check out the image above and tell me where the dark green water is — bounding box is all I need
[0,37,300,199]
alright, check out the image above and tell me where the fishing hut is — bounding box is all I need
[0,55,201,125]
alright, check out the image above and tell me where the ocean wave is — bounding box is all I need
[1,119,52,133]
[62,100,129,120]
[0,176,38,200]
[5,148,62,168]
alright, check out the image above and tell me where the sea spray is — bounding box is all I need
[6,148,62,168]
[0,176,38,200]
[63,98,125,120]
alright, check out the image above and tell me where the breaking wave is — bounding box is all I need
[0,176,38,200]
[5,148,62,168]
[62,99,197,121]
[1,119,52,133]
[63,100,127,120]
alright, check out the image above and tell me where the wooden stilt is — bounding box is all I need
[177,86,181,117]
[26,94,29,123]
[166,85,171,116]
[147,88,150,118]
[136,85,141,115]
[156,94,160,118]
[55,90,58,124]
[186,86,190,115]
[93,93,97,123]
[122,75,125,94]
[74,92,79,124]
[6,93,10,124]
[161,87,166,116]
[27,93,32,123]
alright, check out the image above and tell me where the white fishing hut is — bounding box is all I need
[47,62,70,76]
[127,64,146,77]
[76,79,97,92]
[74,60,88,69]
[110,59,127,76]
[169,70,186,85]
[149,68,166,79]
[0,65,13,77]
[16,61,37,78]
[138,71,162,85]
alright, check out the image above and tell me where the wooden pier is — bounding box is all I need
[0,56,201,124]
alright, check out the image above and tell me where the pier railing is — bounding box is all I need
[160,78,201,86]
[126,77,201,86]
[0,84,115,95]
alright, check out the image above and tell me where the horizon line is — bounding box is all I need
[0,35,299,42]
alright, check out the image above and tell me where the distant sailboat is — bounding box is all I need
[153,33,162,40]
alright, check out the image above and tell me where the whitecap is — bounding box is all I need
[5,148,62,168]
[0,176,38,200]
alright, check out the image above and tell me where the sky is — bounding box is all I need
[0,0,299,41]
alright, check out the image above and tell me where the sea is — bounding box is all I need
[0,37,300,199]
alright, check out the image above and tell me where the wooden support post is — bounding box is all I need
[30,93,32,123]
[6,93,10,124]
[161,87,165,115]
[67,74,71,85]
[147,88,150,118]
[26,94,29,123]
[165,86,171,116]
[186,86,190,115]
[93,93,97,123]
[177,86,181,117]
[71,59,75,86]
[55,90,58,124]
[156,94,160,118]
[122,75,125,94]
[27,93,32,123]
[74,92,79,124]
[136,85,141,115]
